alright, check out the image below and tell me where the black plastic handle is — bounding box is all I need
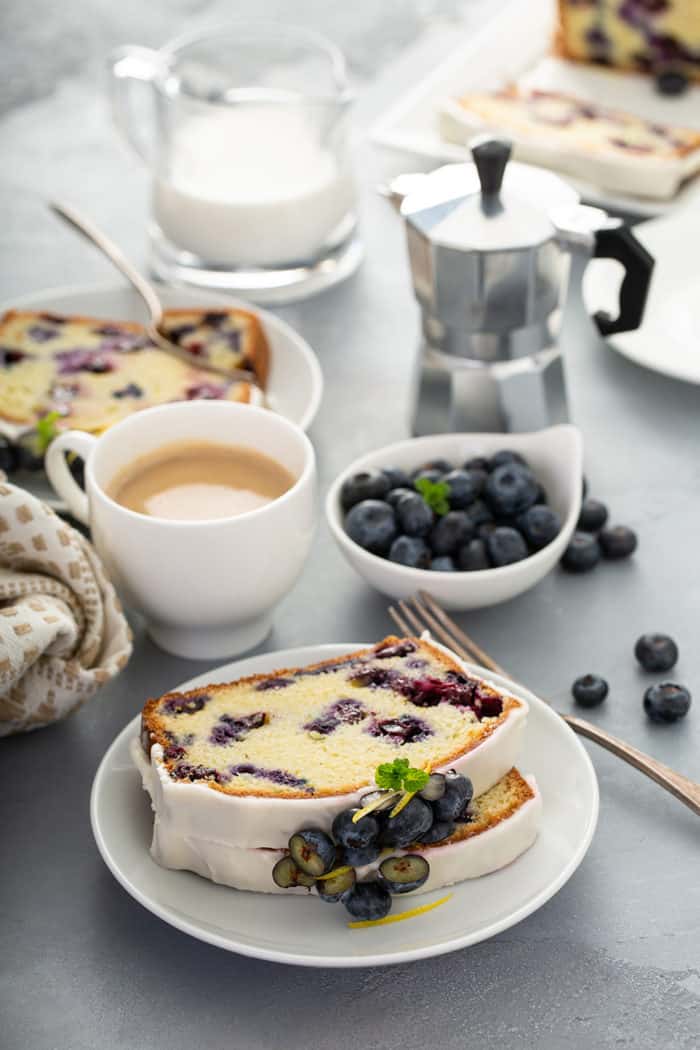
[470,135,512,199]
[592,225,654,337]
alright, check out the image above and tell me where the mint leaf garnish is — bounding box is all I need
[375,758,428,793]
[403,767,429,792]
[414,477,450,516]
[35,411,62,452]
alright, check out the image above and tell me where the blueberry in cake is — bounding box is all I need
[0,306,268,433]
[557,0,700,82]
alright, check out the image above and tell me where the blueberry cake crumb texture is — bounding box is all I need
[139,636,520,798]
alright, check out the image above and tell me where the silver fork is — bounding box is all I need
[389,591,700,818]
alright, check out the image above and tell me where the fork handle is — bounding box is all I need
[563,713,700,816]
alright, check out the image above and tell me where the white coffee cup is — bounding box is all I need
[45,401,316,659]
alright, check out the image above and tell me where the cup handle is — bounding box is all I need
[108,45,166,163]
[45,431,97,525]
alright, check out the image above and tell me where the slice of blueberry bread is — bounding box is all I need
[558,0,700,80]
[139,636,526,801]
[0,307,268,430]
[445,87,700,161]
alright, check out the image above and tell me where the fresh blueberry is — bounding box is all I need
[332,809,380,850]
[343,881,392,921]
[418,773,446,801]
[0,438,19,474]
[441,469,476,509]
[411,459,454,478]
[572,674,609,707]
[517,504,561,550]
[272,856,315,889]
[432,772,473,822]
[316,866,356,902]
[464,455,490,473]
[395,492,434,537]
[577,499,608,532]
[485,463,539,517]
[380,796,433,848]
[635,634,678,672]
[431,555,457,572]
[466,467,488,496]
[477,521,498,541]
[345,500,397,554]
[386,487,414,509]
[417,820,455,844]
[429,510,474,555]
[389,535,431,568]
[288,829,336,876]
[561,531,601,573]
[487,526,528,567]
[489,449,526,470]
[381,466,411,490]
[340,469,391,510]
[655,69,689,96]
[379,854,430,894]
[465,499,494,530]
[599,526,638,559]
[643,682,691,724]
[457,538,490,571]
[341,842,382,867]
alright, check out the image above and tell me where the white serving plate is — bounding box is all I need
[1,281,323,433]
[371,0,700,217]
[584,206,700,385]
[91,643,598,968]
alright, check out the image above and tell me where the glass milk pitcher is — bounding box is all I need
[109,23,360,302]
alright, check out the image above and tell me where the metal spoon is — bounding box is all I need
[49,201,259,387]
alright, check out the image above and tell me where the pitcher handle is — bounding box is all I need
[45,432,97,525]
[592,225,654,337]
[108,45,166,163]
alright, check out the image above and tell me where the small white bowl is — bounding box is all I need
[326,425,583,610]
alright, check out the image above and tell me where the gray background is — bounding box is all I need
[1,2,699,1048]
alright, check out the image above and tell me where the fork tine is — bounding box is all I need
[418,591,505,676]
[406,594,471,664]
[388,604,412,637]
[397,598,426,636]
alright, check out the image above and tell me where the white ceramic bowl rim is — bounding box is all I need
[86,400,315,530]
[326,426,582,581]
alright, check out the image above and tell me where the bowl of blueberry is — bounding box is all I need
[326,426,583,609]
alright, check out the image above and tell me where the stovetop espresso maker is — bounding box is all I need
[393,137,654,435]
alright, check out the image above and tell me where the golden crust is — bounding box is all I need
[141,635,523,799]
[160,306,270,388]
[432,767,535,848]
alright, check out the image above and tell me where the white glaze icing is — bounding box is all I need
[134,745,540,894]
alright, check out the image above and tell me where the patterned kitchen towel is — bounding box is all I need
[0,474,132,736]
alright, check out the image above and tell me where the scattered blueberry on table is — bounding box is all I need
[571,674,609,708]
[635,634,678,673]
[340,451,562,573]
[561,485,637,574]
[643,683,691,724]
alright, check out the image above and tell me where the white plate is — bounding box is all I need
[584,208,700,384]
[371,0,700,217]
[90,643,599,968]
[2,281,323,432]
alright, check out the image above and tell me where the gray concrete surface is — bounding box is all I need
[1,2,699,1048]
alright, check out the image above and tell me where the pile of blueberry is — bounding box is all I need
[340,451,562,573]
[571,632,691,725]
[272,769,473,922]
[561,484,637,573]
